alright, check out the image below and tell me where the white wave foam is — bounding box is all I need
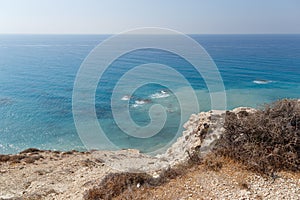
[121,95,131,101]
[132,104,139,108]
[132,99,151,108]
[135,99,151,105]
[150,90,170,99]
[253,79,272,84]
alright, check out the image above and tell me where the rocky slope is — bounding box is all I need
[0,107,299,200]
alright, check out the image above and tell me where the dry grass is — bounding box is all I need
[214,99,300,174]
[113,155,278,200]
[83,172,152,200]
[202,153,223,172]
[83,163,192,200]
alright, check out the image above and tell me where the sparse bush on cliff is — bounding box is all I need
[84,164,190,200]
[214,99,300,174]
[83,172,151,200]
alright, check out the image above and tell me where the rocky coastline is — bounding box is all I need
[0,107,299,200]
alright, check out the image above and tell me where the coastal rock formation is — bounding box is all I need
[92,107,256,175]
[156,107,256,168]
[156,110,226,166]
[6,107,296,200]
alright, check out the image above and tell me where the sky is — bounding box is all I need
[0,0,299,34]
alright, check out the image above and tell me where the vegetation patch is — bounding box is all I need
[214,99,300,174]
[83,163,191,200]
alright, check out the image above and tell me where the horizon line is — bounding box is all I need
[0,33,300,35]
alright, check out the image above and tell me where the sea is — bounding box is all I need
[0,34,299,154]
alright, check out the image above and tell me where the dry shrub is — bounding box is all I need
[20,148,41,154]
[203,153,223,172]
[84,163,191,200]
[83,172,151,200]
[186,148,202,164]
[214,99,300,174]
[160,163,189,180]
[0,154,10,162]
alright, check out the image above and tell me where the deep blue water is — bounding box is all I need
[0,34,299,154]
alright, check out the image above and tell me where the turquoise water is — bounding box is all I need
[0,34,299,154]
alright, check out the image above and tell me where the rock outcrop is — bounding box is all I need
[156,107,256,167]
[91,107,256,175]
[0,107,257,200]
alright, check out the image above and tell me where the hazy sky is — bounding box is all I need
[0,0,299,34]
